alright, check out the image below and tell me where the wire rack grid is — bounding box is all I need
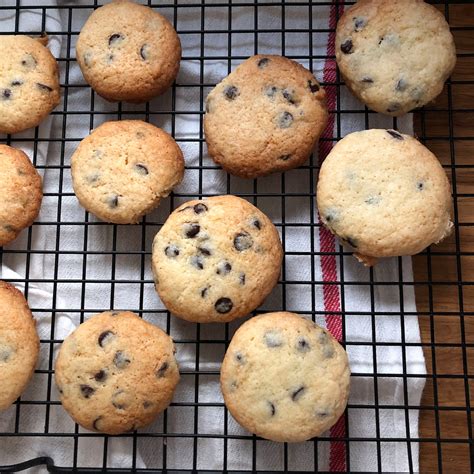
[0,1,473,473]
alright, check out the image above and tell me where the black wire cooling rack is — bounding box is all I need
[0,1,473,473]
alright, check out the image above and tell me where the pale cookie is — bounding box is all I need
[152,195,283,323]
[0,145,43,247]
[0,281,40,411]
[0,35,60,134]
[71,120,184,224]
[335,0,456,116]
[220,312,350,442]
[317,129,453,265]
[76,0,181,102]
[204,55,327,178]
[55,311,180,435]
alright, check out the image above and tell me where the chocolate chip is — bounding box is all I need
[279,154,291,161]
[361,77,374,83]
[94,370,107,382]
[265,86,278,98]
[191,255,204,270]
[396,78,408,92]
[282,89,296,105]
[341,39,353,54]
[297,337,310,352]
[108,195,119,208]
[135,164,149,175]
[98,330,115,348]
[113,351,131,369]
[277,111,293,129]
[3,225,15,233]
[365,196,381,205]
[215,297,233,314]
[143,401,153,409]
[319,332,335,358]
[0,347,13,362]
[234,231,253,251]
[109,33,124,46]
[235,352,245,364]
[252,218,261,230]
[216,261,232,275]
[92,417,102,430]
[239,273,246,285]
[165,245,180,258]
[80,384,95,399]
[11,80,23,86]
[111,390,128,410]
[201,287,209,298]
[198,247,211,256]
[417,181,424,191]
[386,129,404,140]
[268,401,276,416]
[194,203,208,214]
[36,83,53,92]
[308,80,320,93]
[264,331,283,348]
[140,44,150,60]
[224,85,239,100]
[111,311,120,317]
[21,54,36,69]
[184,223,200,238]
[2,89,12,99]
[291,386,306,401]
[316,410,330,418]
[107,53,114,63]
[387,103,401,113]
[85,173,99,184]
[157,361,169,378]
[353,16,367,31]
[257,57,270,68]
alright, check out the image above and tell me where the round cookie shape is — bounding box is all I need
[55,311,179,434]
[70,120,184,224]
[204,54,327,178]
[220,312,350,442]
[0,281,40,411]
[335,0,456,116]
[152,195,283,323]
[317,129,453,265]
[76,0,181,102]
[0,35,60,134]
[0,145,43,246]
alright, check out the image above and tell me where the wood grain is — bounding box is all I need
[414,4,474,473]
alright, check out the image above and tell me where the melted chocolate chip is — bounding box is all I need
[277,111,294,129]
[353,16,367,31]
[215,297,233,314]
[193,203,208,214]
[198,247,211,256]
[268,401,276,416]
[252,218,261,230]
[92,417,102,430]
[135,164,149,175]
[111,311,120,316]
[191,255,204,270]
[239,273,246,285]
[216,261,232,275]
[109,33,124,46]
[111,390,128,410]
[80,384,95,398]
[94,370,107,382]
[417,181,424,191]
[86,173,99,184]
[234,232,253,251]
[316,410,330,418]
[21,54,36,69]
[143,401,153,409]
[279,154,291,161]
[165,245,180,258]
[113,351,131,369]
[184,223,200,238]
[361,77,374,83]
[235,352,245,364]
[98,330,115,347]
[257,57,270,68]
[11,80,23,86]
[265,86,278,98]
[224,85,239,100]
[108,195,119,208]
[297,337,310,352]
[157,361,169,378]
[201,287,209,298]
[365,196,381,205]
[36,83,53,92]
[2,89,12,99]
[341,39,353,54]
[140,44,150,60]
[386,129,404,140]
[308,80,320,93]
[396,78,408,92]
[282,89,296,105]
[264,331,283,348]
[291,386,306,401]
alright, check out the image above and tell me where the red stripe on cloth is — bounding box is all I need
[317,1,347,471]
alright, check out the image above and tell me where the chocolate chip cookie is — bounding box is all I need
[0,145,43,247]
[220,312,350,442]
[317,129,453,266]
[335,0,456,116]
[152,195,283,323]
[204,55,327,178]
[76,0,181,102]
[0,35,60,134]
[55,311,179,434]
[70,120,184,224]
[0,281,40,411]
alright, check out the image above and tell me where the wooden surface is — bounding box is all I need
[413,4,474,473]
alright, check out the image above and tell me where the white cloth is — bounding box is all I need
[0,1,426,472]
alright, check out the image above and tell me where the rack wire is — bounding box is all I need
[0,1,473,472]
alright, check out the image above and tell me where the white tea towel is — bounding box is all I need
[0,1,426,472]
